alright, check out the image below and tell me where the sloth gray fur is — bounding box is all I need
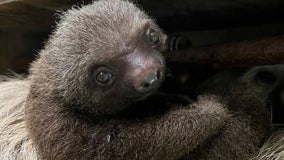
[0,0,282,160]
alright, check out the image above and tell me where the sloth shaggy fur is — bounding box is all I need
[0,0,282,160]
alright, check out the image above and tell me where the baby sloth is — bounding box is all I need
[0,0,270,160]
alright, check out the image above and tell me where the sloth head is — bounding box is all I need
[29,0,167,115]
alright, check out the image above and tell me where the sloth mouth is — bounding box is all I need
[118,97,169,120]
[125,87,159,103]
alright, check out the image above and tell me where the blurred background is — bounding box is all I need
[1,0,284,74]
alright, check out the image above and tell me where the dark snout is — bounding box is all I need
[125,49,165,93]
[136,63,163,93]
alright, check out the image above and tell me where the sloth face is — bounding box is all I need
[87,25,167,115]
[34,0,167,116]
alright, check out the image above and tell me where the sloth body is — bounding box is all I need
[0,0,278,160]
[0,79,270,160]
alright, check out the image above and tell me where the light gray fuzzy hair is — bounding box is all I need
[0,79,38,160]
[251,129,284,160]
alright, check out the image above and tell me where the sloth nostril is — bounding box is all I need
[141,81,151,88]
[157,70,161,80]
[137,70,163,92]
[143,71,159,88]
[254,71,277,86]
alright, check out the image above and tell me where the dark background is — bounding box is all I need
[1,0,284,73]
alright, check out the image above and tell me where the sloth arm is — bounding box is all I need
[26,95,229,160]
[202,86,270,159]
[184,84,271,160]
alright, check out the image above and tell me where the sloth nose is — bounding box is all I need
[141,70,161,88]
[125,49,165,93]
[136,69,163,93]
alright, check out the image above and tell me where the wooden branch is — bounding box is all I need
[165,35,284,68]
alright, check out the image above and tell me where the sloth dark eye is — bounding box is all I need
[147,29,160,48]
[95,69,114,85]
